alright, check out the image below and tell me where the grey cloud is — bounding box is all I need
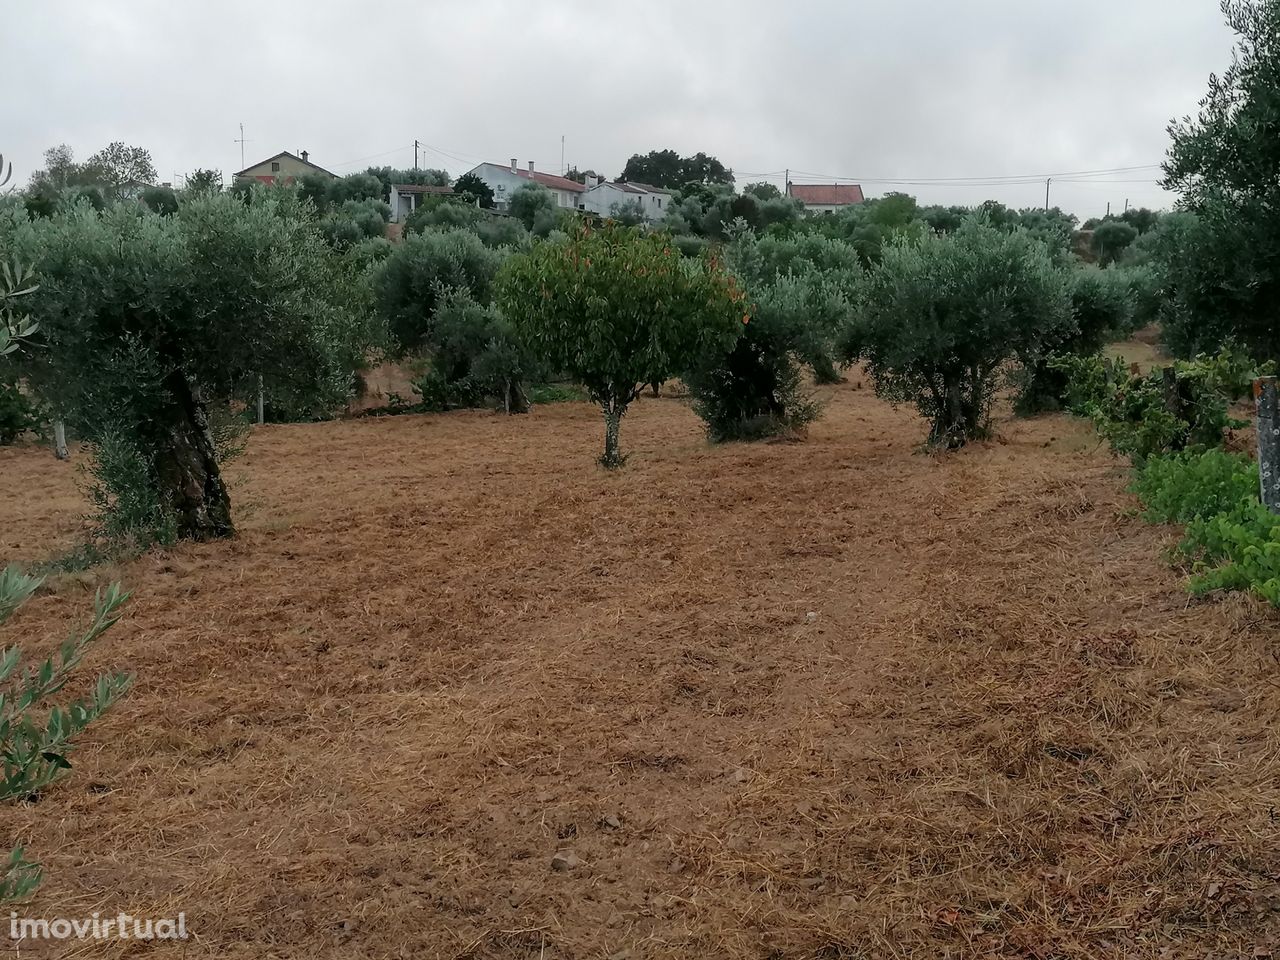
[0,0,1236,217]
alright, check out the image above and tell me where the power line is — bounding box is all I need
[782,163,1162,186]
[329,144,415,170]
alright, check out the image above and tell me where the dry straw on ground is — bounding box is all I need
[1,371,1277,959]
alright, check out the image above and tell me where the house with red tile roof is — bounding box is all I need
[234,150,335,186]
[465,159,586,212]
[786,181,865,214]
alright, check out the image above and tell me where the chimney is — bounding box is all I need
[301,150,309,163]
[510,158,518,174]
[528,160,535,173]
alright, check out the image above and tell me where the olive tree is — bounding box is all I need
[1016,266,1135,414]
[846,219,1071,448]
[1090,219,1139,266]
[374,228,505,353]
[15,192,373,541]
[1157,0,1280,363]
[508,183,557,231]
[497,224,744,467]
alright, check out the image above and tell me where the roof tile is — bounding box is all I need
[788,183,865,206]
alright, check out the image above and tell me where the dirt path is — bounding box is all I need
[2,379,1277,959]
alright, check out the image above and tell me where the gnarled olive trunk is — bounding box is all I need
[153,370,234,541]
[929,368,989,450]
[504,379,530,415]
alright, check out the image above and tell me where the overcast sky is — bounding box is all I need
[1,0,1234,218]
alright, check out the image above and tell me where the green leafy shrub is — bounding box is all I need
[411,291,532,413]
[84,428,179,552]
[1060,348,1261,463]
[0,566,132,902]
[347,236,394,270]
[497,223,743,467]
[1132,450,1259,524]
[1117,264,1162,332]
[139,186,178,216]
[846,219,1071,448]
[1130,450,1280,607]
[405,201,530,250]
[1183,503,1280,605]
[509,183,557,231]
[405,198,483,235]
[1016,266,1135,414]
[686,271,826,442]
[673,234,710,258]
[374,228,504,354]
[727,231,860,384]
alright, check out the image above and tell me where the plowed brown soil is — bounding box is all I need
[2,376,1278,959]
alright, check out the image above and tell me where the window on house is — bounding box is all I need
[271,161,281,173]
[657,198,662,208]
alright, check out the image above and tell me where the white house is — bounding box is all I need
[581,179,672,222]
[464,159,586,211]
[388,183,455,223]
[786,182,865,215]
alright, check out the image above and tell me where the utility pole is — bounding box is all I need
[234,123,249,170]
[785,168,790,197]
[1106,201,1111,217]
[1044,177,1051,212]
[1124,197,1129,213]
[414,139,419,171]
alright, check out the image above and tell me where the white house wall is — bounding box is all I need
[581,182,669,222]
[469,163,579,210]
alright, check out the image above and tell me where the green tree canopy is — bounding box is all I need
[497,224,744,466]
[84,142,158,194]
[1159,0,1280,361]
[373,228,504,353]
[620,149,734,189]
[8,192,375,539]
[364,166,450,198]
[846,219,1071,448]
[185,168,223,194]
[742,182,782,201]
[452,172,494,209]
[508,182,556,231]
[1090,219,1140,266]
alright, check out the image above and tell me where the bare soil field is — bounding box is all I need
[2,374,1278,959]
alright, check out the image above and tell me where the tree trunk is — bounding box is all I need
[506,380,530,415]
[931,376,968,449]
[153,370,234,541]
[53,420,69,461]
[649,380,662,398]
[600,403,626,469]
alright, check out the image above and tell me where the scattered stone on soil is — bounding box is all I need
[550,850,582,872]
